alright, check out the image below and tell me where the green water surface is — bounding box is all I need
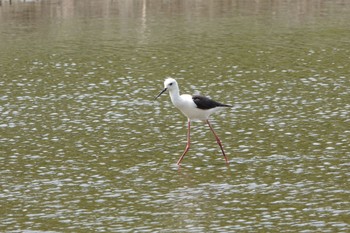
[1,0,349,232]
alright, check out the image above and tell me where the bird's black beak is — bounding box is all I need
[155,88,167,100]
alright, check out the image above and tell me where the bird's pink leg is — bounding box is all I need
[206,120,229,164]
[177,119,191,165]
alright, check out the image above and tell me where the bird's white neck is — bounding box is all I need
[168,88,182,106]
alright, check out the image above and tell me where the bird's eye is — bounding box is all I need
[169,83,173,86]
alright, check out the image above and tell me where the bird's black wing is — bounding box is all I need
[192,95,231,110]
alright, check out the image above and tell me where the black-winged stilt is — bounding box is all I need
[155,78,231,165]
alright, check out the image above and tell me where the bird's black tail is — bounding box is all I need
[219,103,232,107]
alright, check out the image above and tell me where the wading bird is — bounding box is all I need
[155,78,231,165]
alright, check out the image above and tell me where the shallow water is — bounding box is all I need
[1,0,350,232]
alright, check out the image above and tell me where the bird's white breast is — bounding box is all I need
[172,94,217,120]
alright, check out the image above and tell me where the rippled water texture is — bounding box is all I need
[1,0,350,232]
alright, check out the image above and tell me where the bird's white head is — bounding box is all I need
[163,78,178,90]
[155,77,178,99]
